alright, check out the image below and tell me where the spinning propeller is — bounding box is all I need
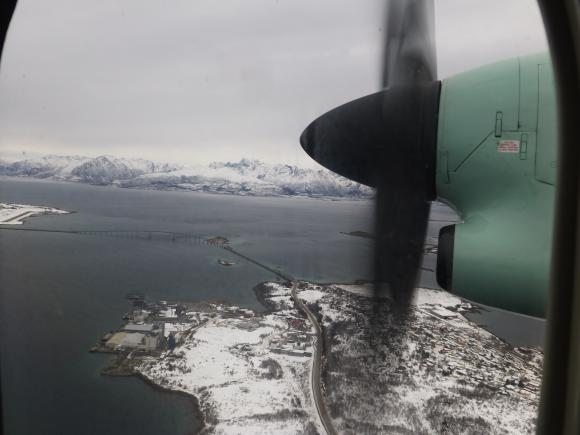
[300,0,440,312]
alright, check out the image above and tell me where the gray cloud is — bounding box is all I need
[0,0,547,166]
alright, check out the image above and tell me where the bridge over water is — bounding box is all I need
[0,227,228,247]
[1,226,297,282]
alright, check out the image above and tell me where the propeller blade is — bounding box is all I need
[373,184,432,310]
[382,0,437,88]
[300,0,439,315]
[372,83,439,310]
[372,0,437,311]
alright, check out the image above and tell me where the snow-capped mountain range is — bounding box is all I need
[0,153,373,199]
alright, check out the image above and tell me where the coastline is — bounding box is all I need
[98,339,209,433]
[0,202,71,225]
[96,281,309,434]
[133,372,207,434]
[0,174,373,202]
[95,279,544,434]
[101,357,206,433]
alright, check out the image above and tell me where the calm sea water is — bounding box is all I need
[0,177,544,435]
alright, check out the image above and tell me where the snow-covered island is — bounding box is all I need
[95,282,542,434]
[0,203,69,225]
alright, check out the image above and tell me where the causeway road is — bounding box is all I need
[208,245,337,434]
[291,282,337,435]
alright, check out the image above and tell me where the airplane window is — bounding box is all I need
[0,1,551,434]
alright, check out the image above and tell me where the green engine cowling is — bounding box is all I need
[435,52,556,318]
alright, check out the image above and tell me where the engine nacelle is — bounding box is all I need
[434,53,556,318]
[435,222,549,318]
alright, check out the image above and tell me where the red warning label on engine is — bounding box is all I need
[497,140,520,153]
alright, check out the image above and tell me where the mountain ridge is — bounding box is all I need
[0,153,373,199]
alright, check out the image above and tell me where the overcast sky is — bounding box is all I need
[0,0,547,167]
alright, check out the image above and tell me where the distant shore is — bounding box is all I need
[0,202,70,225]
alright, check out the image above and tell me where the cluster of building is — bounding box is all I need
[206,236,230,246]
[296,283,544,433]
[92,295,196,354]
[269,330,312,357]
[254,284,315,358]
[411,304,543,401]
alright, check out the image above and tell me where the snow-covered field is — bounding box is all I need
[137,284,320,434]
[297,283,543,434]
[130,281,543,434]
[0,203,69,225]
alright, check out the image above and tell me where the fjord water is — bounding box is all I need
[0,177,377,435]
[0,177,543,435]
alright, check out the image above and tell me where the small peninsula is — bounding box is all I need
[0,202,69,225]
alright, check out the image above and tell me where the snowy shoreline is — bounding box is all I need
[0,203,70,225]
[99,281,543,434]
[99,282,321,434]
